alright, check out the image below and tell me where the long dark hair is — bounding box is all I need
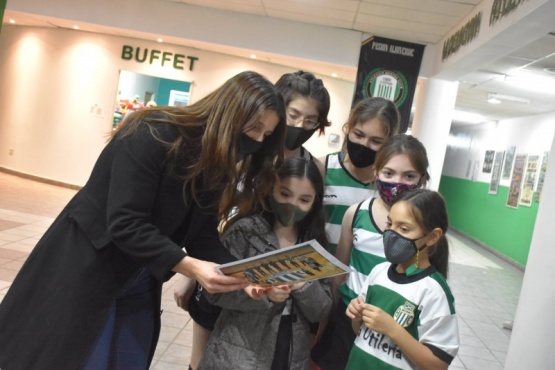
[265,157,328,249]
[342,97,400,148]
[395,189,450,277]
[374,134,430,186]
[275,70,331,134]
[114,71,286,219]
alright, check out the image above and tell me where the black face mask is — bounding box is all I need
[346,137,377,168]
[284,126,317,151]
[237,133,264,162]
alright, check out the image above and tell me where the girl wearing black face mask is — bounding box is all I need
[274,71,331,161]
[312,134,428,370]
[315,97,400,257]
[345,189,458,370]
[198,157,332,370]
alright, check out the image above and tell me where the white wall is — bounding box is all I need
[505,126,555,368]
[117,71,160,104]
[8,0,362,71]
[442,112,555,185]
[0,26,354,186]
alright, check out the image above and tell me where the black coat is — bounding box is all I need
[0,121,233,370]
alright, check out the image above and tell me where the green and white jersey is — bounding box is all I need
[338,198,387,306]
[323,152,375,254]
[346,262,459,370]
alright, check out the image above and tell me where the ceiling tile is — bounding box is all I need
[265,3,356,22]
[263,0,360,12]
[355,13,450,36]
[360,0,473,17]
[358,2,461,27]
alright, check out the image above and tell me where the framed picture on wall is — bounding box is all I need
[482,150,495,173]
[535,151,549,203]
[489,151,505,194]
[519,155,540,207]
[502,145,516,179]
[506,153,527,208]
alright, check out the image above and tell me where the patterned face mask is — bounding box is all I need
[383,229,427,264]
[376,179,420,206]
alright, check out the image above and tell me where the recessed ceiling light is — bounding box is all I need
[250,54,257,59]
[73,25,79,30]
[331,73,338,78]
[157,38,163,43]
[9,19,15,24]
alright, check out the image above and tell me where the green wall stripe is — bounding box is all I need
[439,175,537,266]
[0,0,6,35]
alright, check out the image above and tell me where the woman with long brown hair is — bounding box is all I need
[0,71,286,370]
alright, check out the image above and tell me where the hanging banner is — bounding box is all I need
[353,36,425,133]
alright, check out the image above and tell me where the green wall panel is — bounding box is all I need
[439,175,537,266]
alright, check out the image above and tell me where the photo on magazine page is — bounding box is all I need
[217,240,352,286]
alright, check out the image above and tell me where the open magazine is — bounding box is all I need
[216,239,352,286]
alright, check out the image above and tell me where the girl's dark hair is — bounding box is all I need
[343,97,400,142]
[113,71,286,219]
[395,189,450,277]
[265,157,329,249]
[275,70,331,134]
[374,134,430,186]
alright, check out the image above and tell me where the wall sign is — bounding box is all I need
[442,12,482,61]
[121,45,199,71]
[507,153,527,209]
[489,151,505,195]
[353,36,425,133]
[490,0,530,27]
[520,154,539,207]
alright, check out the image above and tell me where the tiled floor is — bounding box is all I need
[0,172,523,369]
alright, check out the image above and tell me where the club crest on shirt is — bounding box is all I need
[394,301,416,327]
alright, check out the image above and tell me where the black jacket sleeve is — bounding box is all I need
[104,121,187,280]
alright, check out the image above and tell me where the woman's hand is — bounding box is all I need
[267,285,291,303]
[361,303,399,337]
[173,256,248,294]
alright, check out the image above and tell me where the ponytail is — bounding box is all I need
[429,234,449,278]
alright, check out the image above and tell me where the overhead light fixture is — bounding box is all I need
[73,25,79,30]
[9,19,15,24]
[250,54,256,59]
[487,92,530,105]
[331,73,337,78]
[157,38,163,43]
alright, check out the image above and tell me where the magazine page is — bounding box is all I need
[216,239,352,286]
